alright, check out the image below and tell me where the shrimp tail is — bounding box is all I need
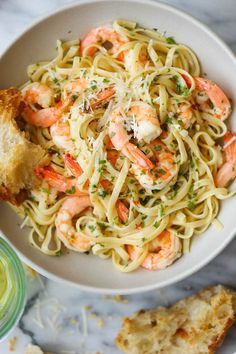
[116,200,129,223]
[224,131,236,163]
[63,153,83,178]
[35,166,71,192]
[122,143,154,169]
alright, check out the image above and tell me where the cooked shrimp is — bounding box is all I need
[116,200,129,223]
[90,87,115,109]
[109,108,154,169]
[127,230,180,270]
[215,131,236,187]
[183,75,231,120]
[23,98,72,128]
[63,153,83,177]
[22,82,54,108]
[35,166,87,196]
[50,121,74,150]
[131,139,178,190]
[64,78,88,95]
[55,196,93,252]
[80,26,127,60]
[130,102,161,143]
[177,103,195,129]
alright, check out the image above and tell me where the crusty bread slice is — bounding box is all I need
[0,88,49,204]
[116,285,236,354]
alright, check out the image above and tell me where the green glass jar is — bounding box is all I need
[0,238,26,341]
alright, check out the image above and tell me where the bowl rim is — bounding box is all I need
[1,0,236,294]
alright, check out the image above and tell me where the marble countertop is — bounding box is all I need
[0,0,236,353]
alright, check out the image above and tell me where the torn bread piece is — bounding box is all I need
[116,285,236,354]
[0,88,49,204]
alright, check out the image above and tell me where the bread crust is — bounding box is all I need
[0,88,49,204]
[116,285,236,354]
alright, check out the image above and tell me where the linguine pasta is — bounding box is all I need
[16,20,234,272]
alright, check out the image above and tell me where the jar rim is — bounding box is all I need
[0,238,27,341]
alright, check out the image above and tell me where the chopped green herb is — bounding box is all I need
[141,196,151,205]
[65,186,76,194]
[166,37,176,44]
[154,145,162,151]
[88,225,96,232]
[71,94,78,102]
[190,159,195,168]
[166,116,173,124]
[153,221,160,228]
[187,200,196,210]
[160,204,165,217]
[157,168,166,175]
[53,77,59,84]
[91,184,97,193]
[97,222,108,230]
[98,189,108,199]
[90,80,97,90]
[40,187,48,194]
[103,78,110,83]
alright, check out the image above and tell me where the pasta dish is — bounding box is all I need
[16,20,235,272]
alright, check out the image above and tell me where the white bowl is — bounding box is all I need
[0,0,236,294]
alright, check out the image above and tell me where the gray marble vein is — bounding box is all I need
[0,0,236,353]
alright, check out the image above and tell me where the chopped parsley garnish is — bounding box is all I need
[53,77,59,84]
[154,145,162,151]
[171,75,188,96]
[103,78,110,83]
[90,80,97,90]
[98,159,107,173]
[187,200,196,210]
[98,189,108,199]
[166,37,176,44]
[91,184,97,193]
[97,222,108,230]
[71,94,78,102]
[166,115,173,124]
[153,221,160,228]
[40,187,49,194]
[65,186,76,194]
[160,204,165,217]
[140,196,152,206]
[190,159,195,168]
[88,225,96,232]
[157,168,166,175]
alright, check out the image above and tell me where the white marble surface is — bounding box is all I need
[0,0,236,353]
